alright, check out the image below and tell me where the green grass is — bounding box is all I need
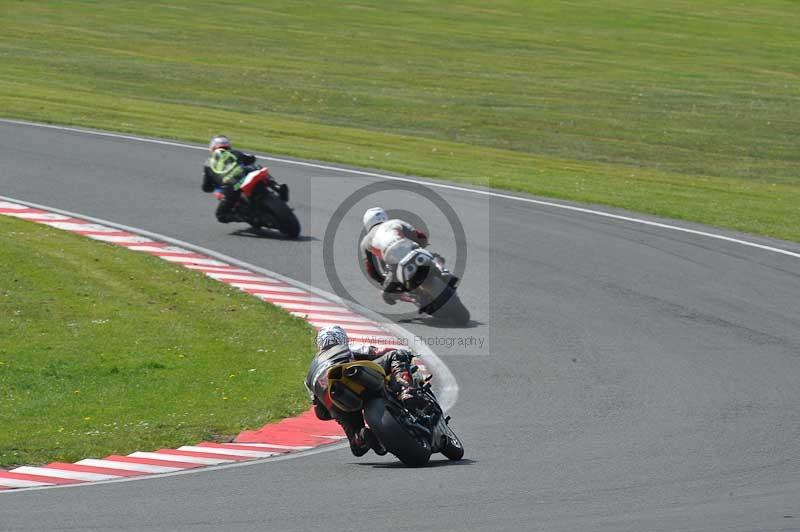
[1,1,799,241]
[0,215,316,467]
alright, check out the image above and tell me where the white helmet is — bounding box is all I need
[362,207,388,232]
[208,135,231,152]
[315,325,349,351]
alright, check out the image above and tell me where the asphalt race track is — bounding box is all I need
[1,121,799,532]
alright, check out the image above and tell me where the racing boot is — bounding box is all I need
[348,428,373,457]
[215,188,243,223]
[358,427,387,456]
[336,411,374,457]
[215,202,237,223]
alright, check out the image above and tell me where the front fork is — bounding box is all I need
[269,180,289,202]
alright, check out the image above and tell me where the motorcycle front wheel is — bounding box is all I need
[441,427,465,461]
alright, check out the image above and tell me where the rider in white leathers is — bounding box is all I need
[360,207,428,304]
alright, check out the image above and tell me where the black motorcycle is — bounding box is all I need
[306,345,464,467]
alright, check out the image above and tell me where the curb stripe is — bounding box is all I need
[224,443,312,451]
[76,459,182,474]
[287,309,371,320]
[152,449,253,461]
[290,314,373,326]
[195,442,286,454]
[80,230,139,238]
[229,283,305,293]
[44,222,118,232]
[250,293,334,305]
[128,452,230,466]
[5,212,73,221]
[88,234,156,244]
[177,446,276,458]
[201,443,294,452]
[157,255,230,266]
[0,476,58,488]
[183,265,253,274]
[0,472,79,486]
[46,463,148,478]
[0,201,28,210]
[205,273,283,283]
[106,454,209,468]
[11,466,121,482]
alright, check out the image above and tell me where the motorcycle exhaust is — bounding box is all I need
[330,382,362,412]
[344,364,385,391]
[414,253,430,267]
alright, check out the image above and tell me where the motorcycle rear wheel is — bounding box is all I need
[420,278,470,326]
[256,197,301,239]
[435,291,471,326]
[364,398,432,467]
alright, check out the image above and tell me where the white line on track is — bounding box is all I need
[2,118,798,260]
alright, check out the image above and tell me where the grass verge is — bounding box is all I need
[1,1,798,242]
[0,215,316,467]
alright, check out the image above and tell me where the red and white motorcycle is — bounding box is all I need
[214,166,300,238]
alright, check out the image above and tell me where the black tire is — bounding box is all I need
[423,282,470,325]
[436,292,470,325]
[260,197,301,239]
[364,398,432,467]
[441,429,465,461]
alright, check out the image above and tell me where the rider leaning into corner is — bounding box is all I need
[201,135,260,223]
[360,207,429,305]
[308,326,427,457]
